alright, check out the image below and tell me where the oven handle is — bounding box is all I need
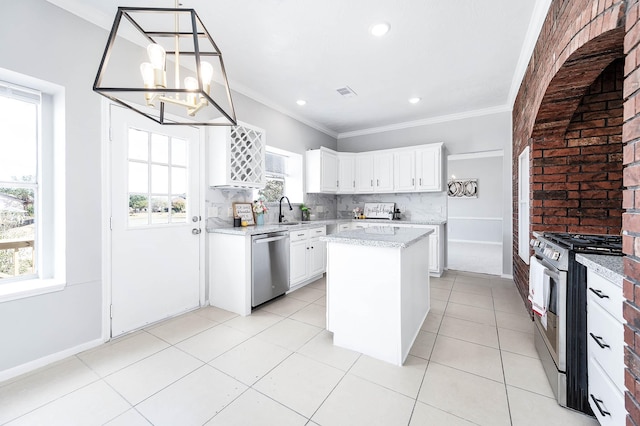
[543,268,559,281]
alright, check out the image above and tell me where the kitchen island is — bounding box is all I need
[321,226,432,366]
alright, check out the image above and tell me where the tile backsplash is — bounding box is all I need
[337,192,447,222]
[205,188,338,228]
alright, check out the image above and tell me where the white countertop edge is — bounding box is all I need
[575,253,624,286]
[207,218,446,235]
[320,227,433,249]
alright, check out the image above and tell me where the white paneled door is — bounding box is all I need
[110,106,201,337]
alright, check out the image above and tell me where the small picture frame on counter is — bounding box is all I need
[233,202,255,226]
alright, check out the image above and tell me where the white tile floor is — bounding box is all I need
[0,271,600,426]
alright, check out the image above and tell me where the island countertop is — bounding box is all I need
[320,226,433,249]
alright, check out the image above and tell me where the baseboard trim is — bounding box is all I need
[0,338,105,383]
[501,274,514,279]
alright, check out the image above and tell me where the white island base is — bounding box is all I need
[325,229,431,366]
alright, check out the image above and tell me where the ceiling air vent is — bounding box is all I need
[336,86,357,98]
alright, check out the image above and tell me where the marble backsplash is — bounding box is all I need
[336,192,447,222]
[206,188,337,228]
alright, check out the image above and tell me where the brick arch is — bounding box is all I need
[531,28,624,141]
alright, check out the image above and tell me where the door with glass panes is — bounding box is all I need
[110,105,201,337]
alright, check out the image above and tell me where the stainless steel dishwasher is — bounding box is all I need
[251,231,290,307]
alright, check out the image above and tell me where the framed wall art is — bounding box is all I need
[447,179,478,198]
[233,202,255,225]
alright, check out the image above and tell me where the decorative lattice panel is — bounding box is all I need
[229,125,264,185]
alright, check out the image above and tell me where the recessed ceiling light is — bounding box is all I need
[409,97,421,104]
[370,22,390,37]
[296,99,307,106]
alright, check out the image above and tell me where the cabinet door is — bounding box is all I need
[416,146,441,191]
[321,150,338,192]
[355,154,375,193]
[309,236,326,276]
[429,233,438,273]
[374,152,394,192]
[209,123,266,188]
[394,151,415,192]
[290,239,308,285]
[338,154,355,193]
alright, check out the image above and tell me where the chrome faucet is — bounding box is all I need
[279,196,292,222]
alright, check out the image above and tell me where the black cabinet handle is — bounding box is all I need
[589,332,610,349]
[590,394,611,417]
[588,287,609,299]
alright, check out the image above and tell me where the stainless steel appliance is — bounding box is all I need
[530,232,622,415]
[251,231,290,307]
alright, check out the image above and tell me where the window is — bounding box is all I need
[127,128,188,227]
[0,72,65,302]
[254,147,303,203]
[0,85,39,281]
[518,147,530,264]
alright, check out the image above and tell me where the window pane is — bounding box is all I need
[129,162,148,193]
[151,196,169,224]
[172,138,187,166]
[266,152,286,174]
[0,96,37,183]
[151,134,169,163]
[128,194,149,227]
[128,129,148,161]
[151,165,168,193]
[170,196,187,223]
[0,187,36,278]
[172,167,186,195]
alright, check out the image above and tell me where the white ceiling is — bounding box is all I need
[47,0,550,138]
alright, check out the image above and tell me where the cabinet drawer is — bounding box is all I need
[290,230,309,242]
[587,270,623,323]
[309,227,326,237]
[587,300,625,392]
[338,223,351,231]
[588,357,626,426]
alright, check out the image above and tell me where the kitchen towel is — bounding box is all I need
[528,255,550,329]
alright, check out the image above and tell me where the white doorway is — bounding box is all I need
[108,105,203,337]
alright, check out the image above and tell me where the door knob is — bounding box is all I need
[192,228,201,235]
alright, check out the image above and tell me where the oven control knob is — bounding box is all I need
[551,251,560,260]
[530,239,540,247]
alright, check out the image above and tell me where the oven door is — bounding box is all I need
[531,256,567,372]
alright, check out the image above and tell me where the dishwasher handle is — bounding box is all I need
[254,235,288,244]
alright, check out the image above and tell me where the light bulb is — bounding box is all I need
[147,44,166,70]
[140,63,154,87]
[184,76,198,106]
[200,62,214,85]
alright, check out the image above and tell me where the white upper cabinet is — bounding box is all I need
[393,150,416,192]
[306,143,443,194]
[416,143,443,191]
[337,153,355,193]
[373,152,394,192]
[209,122,266,188]
[306,147,338,193]
[355,154,375,193]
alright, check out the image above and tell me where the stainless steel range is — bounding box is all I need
[530,232,622,415]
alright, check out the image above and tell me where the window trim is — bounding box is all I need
[518,147,530,264]
[0,68,66,303]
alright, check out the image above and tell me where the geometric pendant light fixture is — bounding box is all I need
[93,3,237,126]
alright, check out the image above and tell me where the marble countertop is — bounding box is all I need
[320,226,433,249]
[207,218,446,236]
[576,253,624,286]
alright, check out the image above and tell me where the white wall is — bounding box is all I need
[338,110,513,276]
[0,0,105,373]
[448,155,503,243]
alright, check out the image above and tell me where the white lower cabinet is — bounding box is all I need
[586,269,626,425]
[290,226,326,288]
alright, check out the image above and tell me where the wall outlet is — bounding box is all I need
[208,207,218,218]
[316,205,324,213]
[228,207,233,218]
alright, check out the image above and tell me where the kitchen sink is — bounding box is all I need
[277,222,301,226]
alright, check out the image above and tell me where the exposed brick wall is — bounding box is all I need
[531,59,624,235]
[512,0,625,306]
[624,1,640,424]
